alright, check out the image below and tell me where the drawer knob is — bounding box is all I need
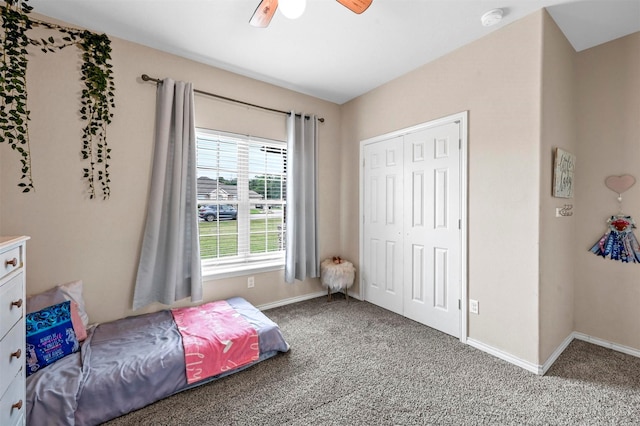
[11,400,23,411]
[5,257,18,267]
[11,348,21,359]
[11,299,23,309]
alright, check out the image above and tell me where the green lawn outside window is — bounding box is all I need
[199,218,284,259]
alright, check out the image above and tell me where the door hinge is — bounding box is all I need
[459,139,462,149]
[458,299,461,310]
[458,219,461,229]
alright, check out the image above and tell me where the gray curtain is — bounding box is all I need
[133,78,202,310]
[285,112,319,283]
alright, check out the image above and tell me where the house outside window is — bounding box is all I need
[196,129,287,278]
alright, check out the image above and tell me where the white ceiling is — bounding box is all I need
[29,0,640,104]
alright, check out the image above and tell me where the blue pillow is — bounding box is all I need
[25,300,79,376]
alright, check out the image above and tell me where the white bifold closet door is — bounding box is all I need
[362,135,405,315]
[362,117,463,338]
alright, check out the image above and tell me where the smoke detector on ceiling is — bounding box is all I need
[481,9,503,27]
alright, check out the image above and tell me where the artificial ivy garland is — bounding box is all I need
[0,0,115,199]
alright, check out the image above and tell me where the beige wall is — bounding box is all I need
[574,32,640,350]
[538,11,577,362]
[341,12,544,363]
[1,10,638,367]
[342,12,640,365]
[0,15,341,323]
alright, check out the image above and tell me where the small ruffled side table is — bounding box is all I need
[320,258,355,301]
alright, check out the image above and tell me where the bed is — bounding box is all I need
[25,296,289,426]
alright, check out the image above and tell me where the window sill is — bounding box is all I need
[202,260,284,281]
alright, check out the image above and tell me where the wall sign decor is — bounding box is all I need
[552,148,575,198]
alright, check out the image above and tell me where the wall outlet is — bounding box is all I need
[247,276,255,288]
[469,299,479,314]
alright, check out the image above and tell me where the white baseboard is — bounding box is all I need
[466,338,543,375]
[347,289,363,300]
[257,291,326,311]
[258,288,363,311]
[572,332,640,359]
[541,334,574,375]
[468,332,640,376]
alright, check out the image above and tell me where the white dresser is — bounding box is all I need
[0,236,29,426]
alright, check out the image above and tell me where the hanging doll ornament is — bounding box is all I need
[590,215,640,262]
[589,175,640,263]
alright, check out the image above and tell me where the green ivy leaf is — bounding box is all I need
[1,0,115,199]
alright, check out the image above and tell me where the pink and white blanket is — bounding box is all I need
[171,301,260,384]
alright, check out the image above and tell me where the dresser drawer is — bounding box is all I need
[0,245,22,281]
[0,274,24,340]
[0,368,25,426]
[0,322,24,398]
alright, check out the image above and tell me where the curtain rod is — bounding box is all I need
[141,74,324,123]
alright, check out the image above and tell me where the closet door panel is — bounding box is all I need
[362,137,404,315]
[403,122,461,338]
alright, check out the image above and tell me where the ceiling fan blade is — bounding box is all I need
[336,0,372,14]
[249,0,278,28]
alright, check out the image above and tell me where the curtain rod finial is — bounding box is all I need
[141,74,162,84]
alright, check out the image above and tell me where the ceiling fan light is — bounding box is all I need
[279,0,306,20]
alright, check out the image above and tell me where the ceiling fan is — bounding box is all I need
[250,0,372,28]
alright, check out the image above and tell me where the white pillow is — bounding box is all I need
[26,280,89,328]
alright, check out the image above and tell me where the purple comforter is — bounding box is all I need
[25,297,289,426]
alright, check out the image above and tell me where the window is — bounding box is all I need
[196,129,287,277]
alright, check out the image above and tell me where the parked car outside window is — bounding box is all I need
[198,205,237,221]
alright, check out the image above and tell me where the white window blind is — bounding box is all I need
[196,129,286,273]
